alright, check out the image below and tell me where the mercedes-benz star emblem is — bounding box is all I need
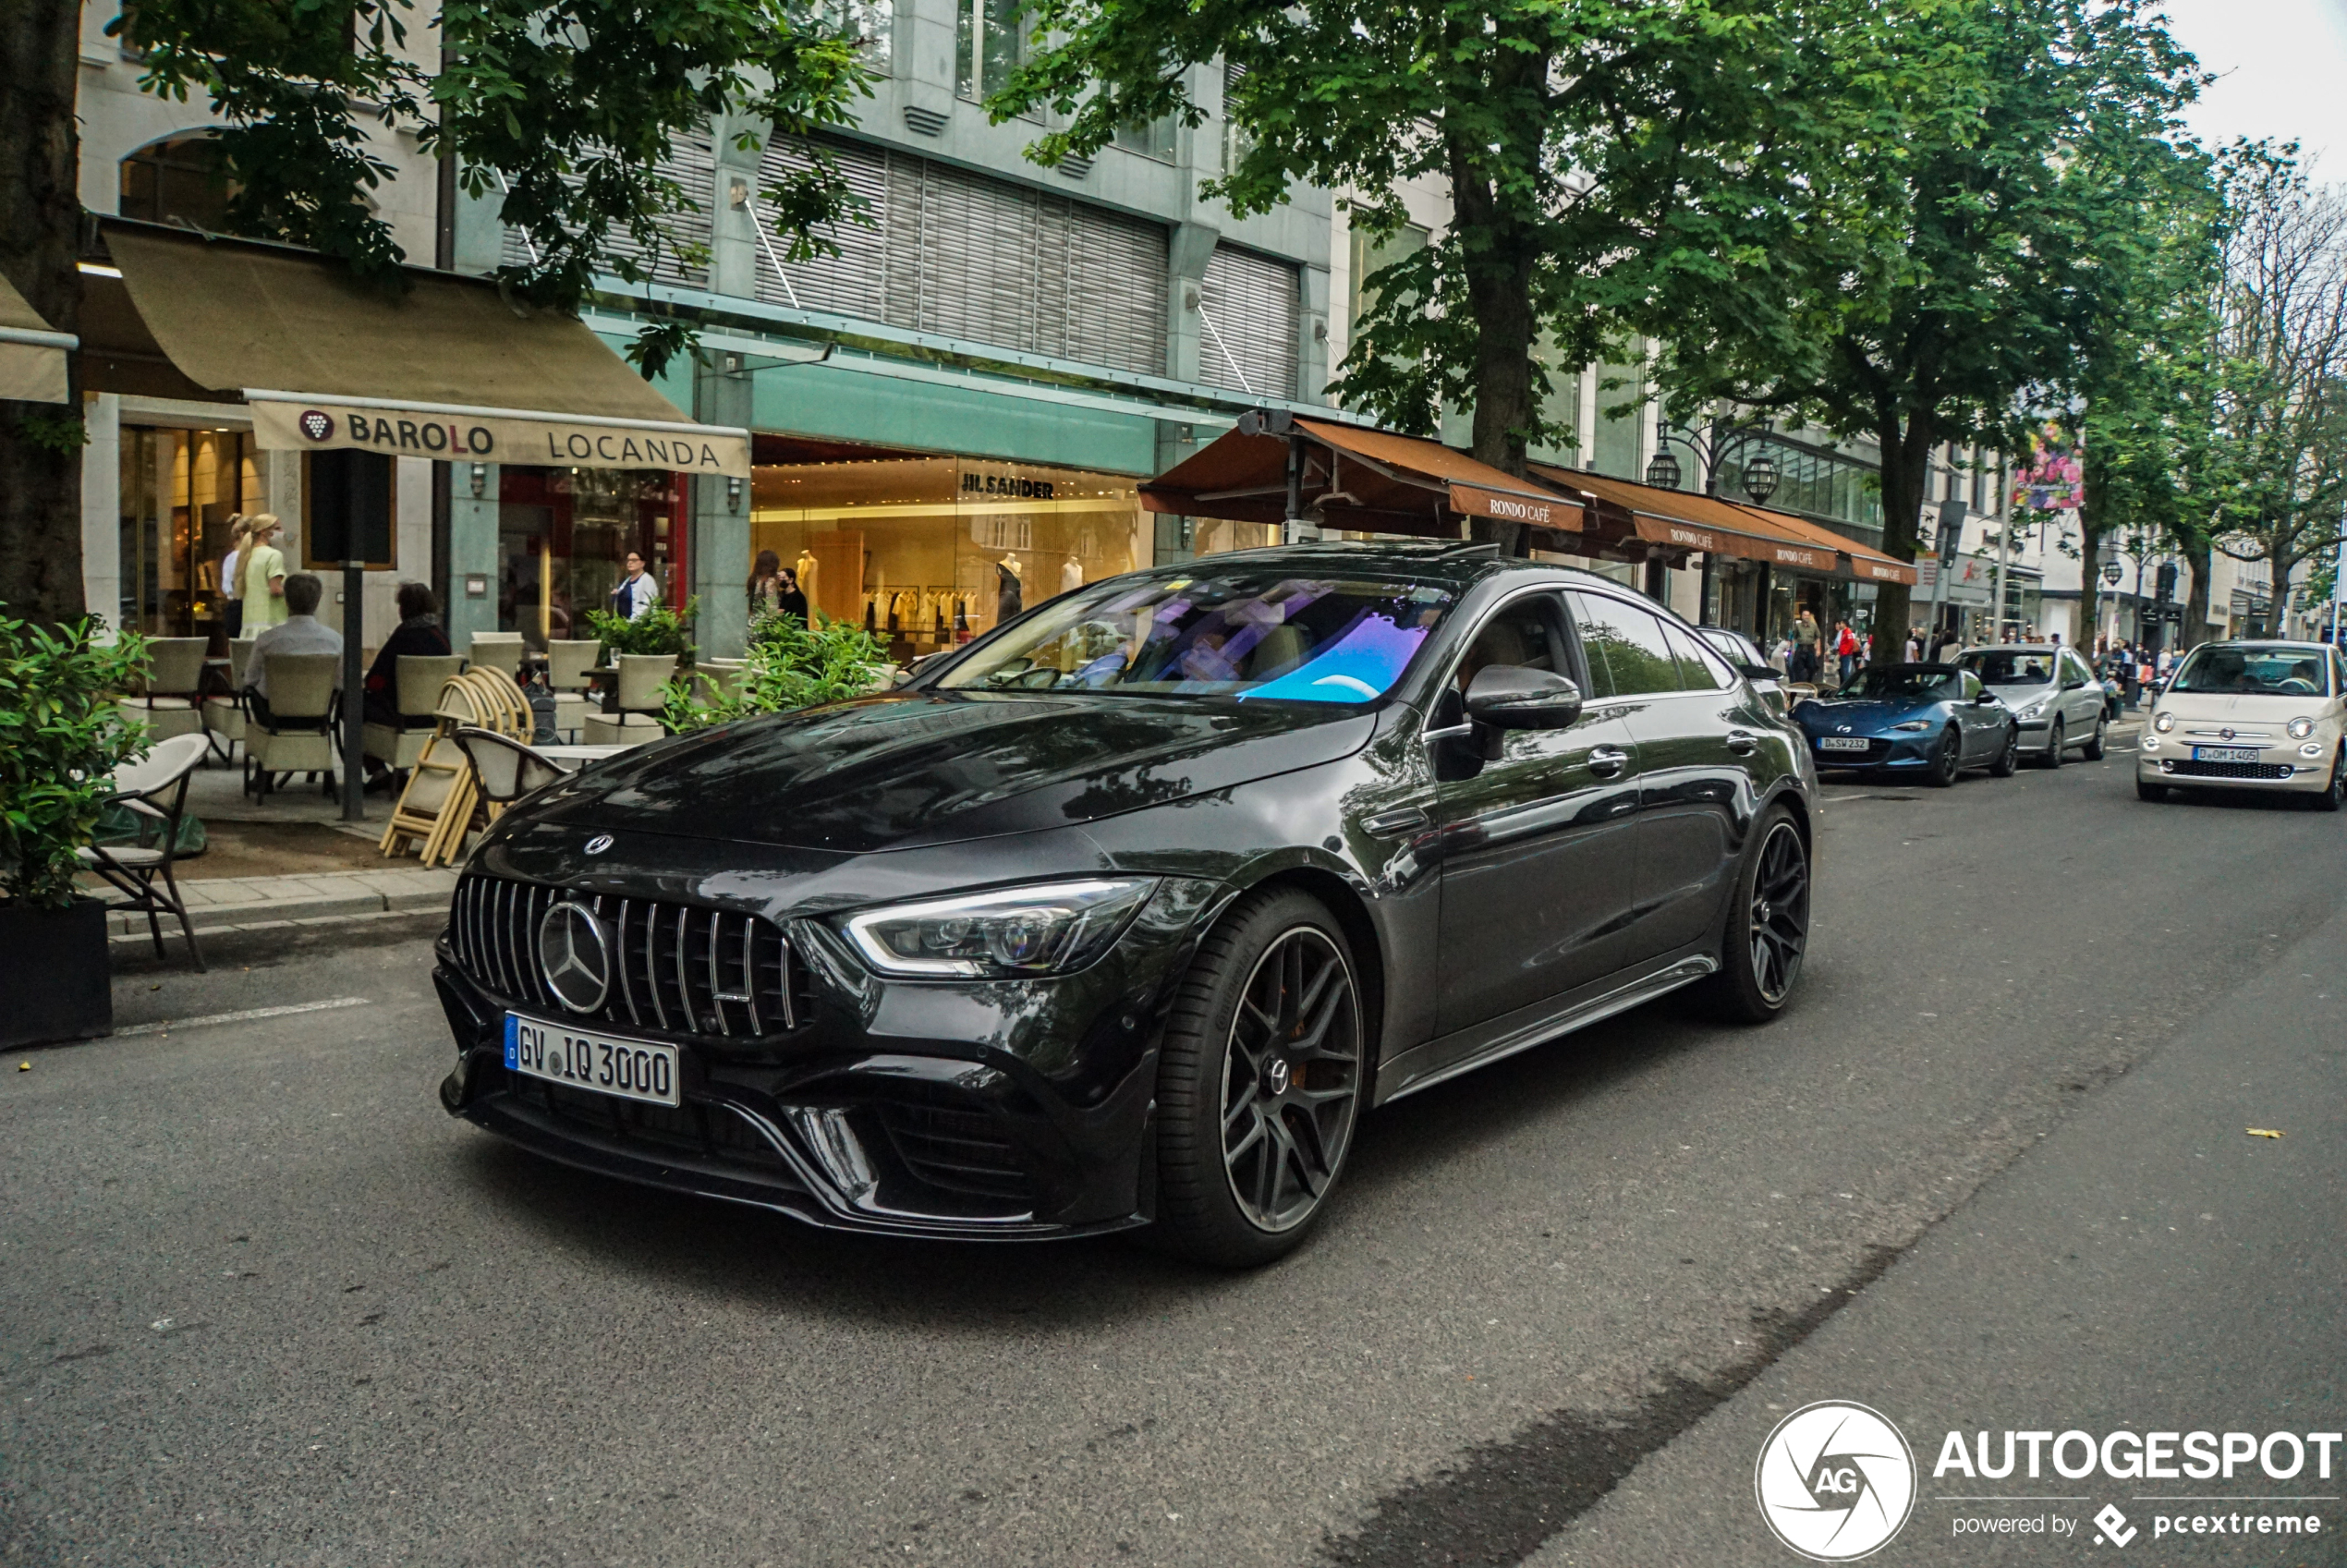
[584,833,614,855]
[538,900,612,1014]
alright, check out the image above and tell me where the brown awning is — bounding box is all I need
[1142,411,1583,539]
[0,271,72,404]
[81,220,749,476]
[1530,463,1916,585]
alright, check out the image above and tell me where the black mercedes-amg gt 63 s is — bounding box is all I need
[434,541,1818,1265]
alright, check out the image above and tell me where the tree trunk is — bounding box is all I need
[0,0,88,625]
[1445,71,1541,490]
[2180,537,2213,649]
[1866,410,1935,665]
[2073,480,2109,650]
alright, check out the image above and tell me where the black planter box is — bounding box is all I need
[0,899,113,1048]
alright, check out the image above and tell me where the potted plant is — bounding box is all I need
[0,613,151,1047]
[663,611,889,734]
[583,596,697,717]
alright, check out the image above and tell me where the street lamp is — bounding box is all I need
[1647,413,1780,503]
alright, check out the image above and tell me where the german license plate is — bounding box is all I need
[2193,746,2259,764]
[505,1015,679,1107]
[1818,736,1870,752]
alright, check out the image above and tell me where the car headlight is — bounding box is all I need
[2288,716,2317,739]
[1891,720,1933,732]
[2152,711,2176,733]
[2016,699,2048,720]
[2300,741,2324,758]
[843,878,1159,978]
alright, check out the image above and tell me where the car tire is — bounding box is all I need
[2313,748,2345,813]
[1927,727,1961,787]
[1699,806,1811,1024]
[1988,724,2019,777]
[2136,779,2166,802]
[1149,888,1366,1269]
[2082,713,2107,760]
[2039,717,2065,769]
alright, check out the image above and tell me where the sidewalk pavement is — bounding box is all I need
[114,866,457,946]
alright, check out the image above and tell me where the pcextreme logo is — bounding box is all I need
[1756,1401,1918,1561]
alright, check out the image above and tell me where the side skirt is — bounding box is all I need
[1370,951,1720,1107]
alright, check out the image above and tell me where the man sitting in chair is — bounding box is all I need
[243,572,342,726]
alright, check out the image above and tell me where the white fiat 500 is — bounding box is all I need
[2138,640,2347,808]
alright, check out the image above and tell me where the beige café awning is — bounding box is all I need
[88,221,748,477]
[0,271,74,404]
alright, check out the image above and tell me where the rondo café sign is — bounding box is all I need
[250,398,751,478]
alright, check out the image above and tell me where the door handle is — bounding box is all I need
[1587,746,1630,777]
[1362,807,1430,837]
[1726,730,1758,755]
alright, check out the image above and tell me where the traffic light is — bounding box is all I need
[2154,561,2178,602]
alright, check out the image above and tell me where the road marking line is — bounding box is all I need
[115,997,371,1038]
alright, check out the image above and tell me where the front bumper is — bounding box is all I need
[2136,742,2336,792]
[433,890,1207,1240]
[1803,732,1940,770]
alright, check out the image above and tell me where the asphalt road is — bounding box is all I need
[6,735,2343,1568]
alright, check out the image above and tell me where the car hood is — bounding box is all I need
[2154,691,2331,724]
[1981,680,2058,702]
[1798,695,1947,732]
[522,691,1379,853]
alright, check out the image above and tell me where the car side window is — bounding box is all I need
[1963,670,1985,700]
[1450,590,1577,697]
[1664,619,1737,690]
[1569,592,1684,697]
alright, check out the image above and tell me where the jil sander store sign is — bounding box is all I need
[249,397,751,478]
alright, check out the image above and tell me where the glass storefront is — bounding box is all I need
[498,467,687,646]
[117,424,254,637]
[748,454,1149,659]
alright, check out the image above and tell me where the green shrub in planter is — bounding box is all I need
[0,613,150,1045]
[663,612,888,735]
[584,596,699,667]
[0,614,151,906]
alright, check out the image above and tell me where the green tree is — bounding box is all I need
[1651,0,2201,657]
[0,0,879,624]
[993,0,1903,492]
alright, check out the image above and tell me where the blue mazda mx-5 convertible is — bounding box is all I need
[1793,662,2019,786]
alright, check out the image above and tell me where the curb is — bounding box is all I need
[105,872,457,943]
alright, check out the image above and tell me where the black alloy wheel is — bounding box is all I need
[1927,727,1962,787]
[1150,889,1365,1267]
[2082,713,2108,760]
[1702,808,1810,1022]
[2040,717,2066,769]
[2314,748,2345,813]
[1989,724,2020,777]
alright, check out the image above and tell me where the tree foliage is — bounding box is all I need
[662,612,886,732]
[1649,0,2203,653]
[112,0,880,373]
[0,614,152,908]
[997,0,1906,481]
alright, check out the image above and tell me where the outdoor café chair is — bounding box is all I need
[77,732,211,970]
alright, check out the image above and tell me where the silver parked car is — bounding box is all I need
[1958,645,2110,765]
[1698,626,1790,715]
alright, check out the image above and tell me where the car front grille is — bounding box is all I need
[2166,759,2295,780]
[512,1077,804,1185]
[452,874,809,1039]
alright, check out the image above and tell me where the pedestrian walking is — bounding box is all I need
[239,515,289,630]
[1904,626,1922,662]
[748,550,785,618]
[220,516,249,639]
[1834,621,1860,687]
[1791,608,1821,684]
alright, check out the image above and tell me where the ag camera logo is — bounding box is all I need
[1756,1401,1917,1561]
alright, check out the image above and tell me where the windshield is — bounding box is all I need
[931,570,1454,702]
[1962,649,2057,686]
[2169,645,2333,698]
[1842,665,1963,701]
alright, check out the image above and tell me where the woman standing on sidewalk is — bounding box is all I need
[220,517,249,638]
[240,516,289,631]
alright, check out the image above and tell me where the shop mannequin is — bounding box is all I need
[795,549,820,612]
[996,553,1024,623]
[1062,555,1083,593]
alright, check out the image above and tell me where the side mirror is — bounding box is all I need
[1737,662,1780,683]
[1465,665,1584,729]
[1973,691,2000,706]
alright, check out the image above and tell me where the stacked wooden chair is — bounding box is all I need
[378,667,534,866]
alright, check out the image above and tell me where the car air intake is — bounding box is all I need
[452,875,809,1039]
